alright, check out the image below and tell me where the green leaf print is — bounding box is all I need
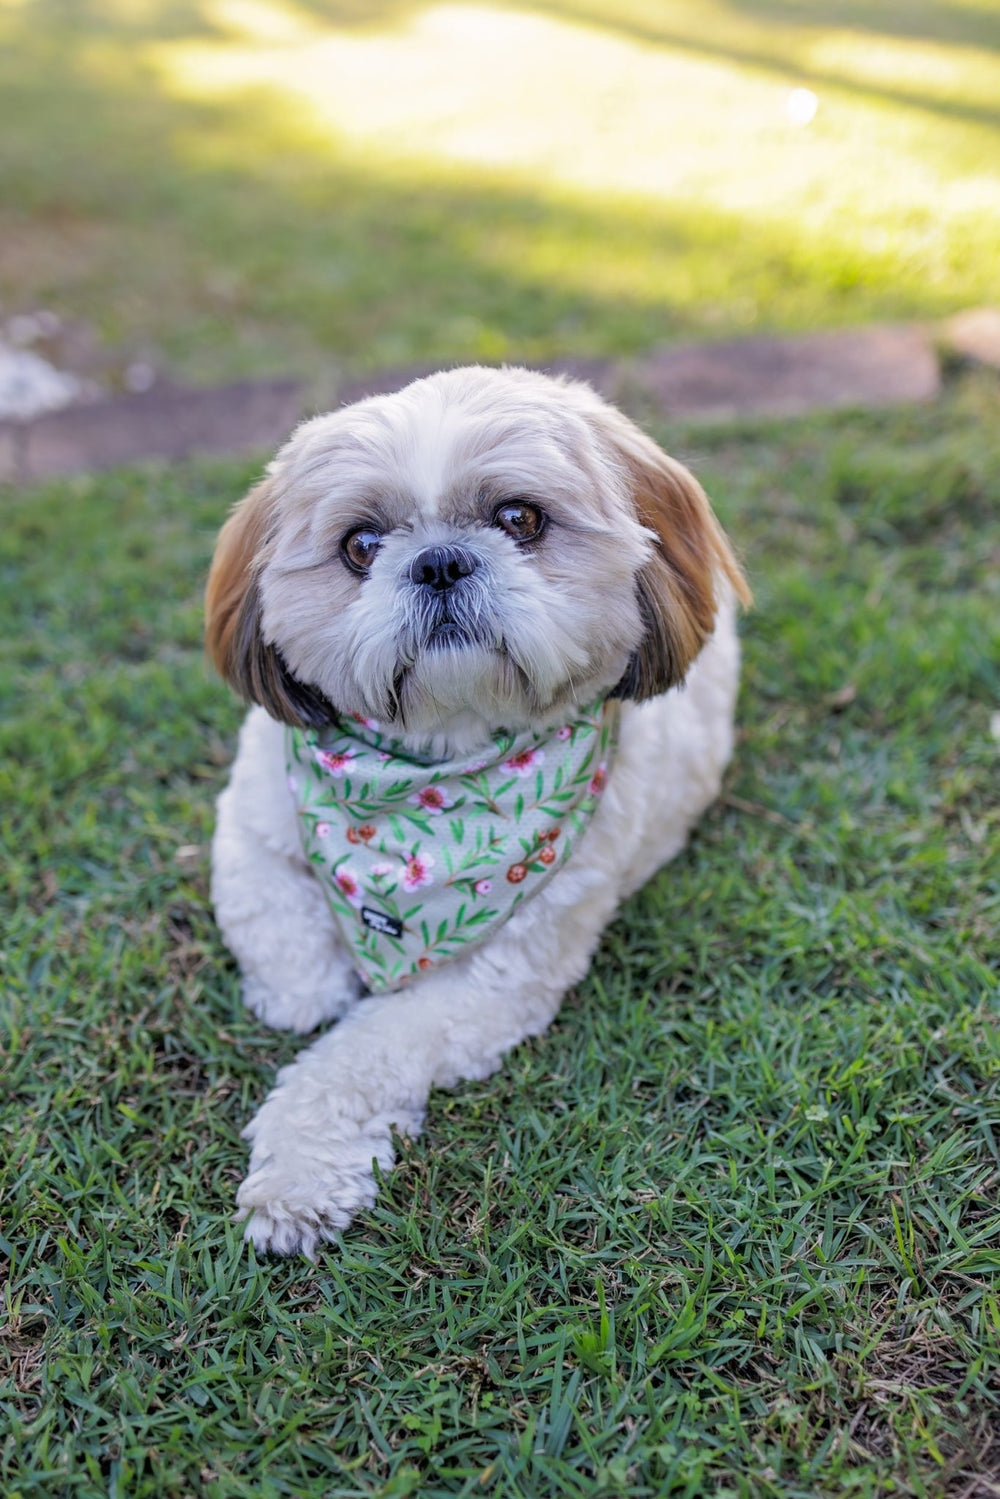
[287,699,619,991]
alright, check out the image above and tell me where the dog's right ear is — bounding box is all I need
[205,479,335,729]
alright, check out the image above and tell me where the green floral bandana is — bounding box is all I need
[286,701,619,992]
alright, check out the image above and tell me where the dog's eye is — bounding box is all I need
[341,527,382,574]
[493,501,545,542]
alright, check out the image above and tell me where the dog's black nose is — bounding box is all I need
[409,545,478,592]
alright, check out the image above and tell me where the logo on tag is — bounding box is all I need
[361,906,404,939]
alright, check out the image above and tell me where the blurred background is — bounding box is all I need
[2,0,999,403]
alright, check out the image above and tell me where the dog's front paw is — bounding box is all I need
[235,1134,389,1257]
[242,970,363,1034]
[235,1103,424,1256]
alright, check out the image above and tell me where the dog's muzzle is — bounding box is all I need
[406,545,492,651]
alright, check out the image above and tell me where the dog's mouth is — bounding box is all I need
[426,615,473,651]
[382,578,532,727]
[416,585,496,654]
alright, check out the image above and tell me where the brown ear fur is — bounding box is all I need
[205,479,334,728]
[593,407,751,701]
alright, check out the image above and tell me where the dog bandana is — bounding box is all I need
[286,700,619,992]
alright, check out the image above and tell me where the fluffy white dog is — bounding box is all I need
[205,365,749,1256]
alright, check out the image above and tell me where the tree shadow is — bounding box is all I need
[720,0,1000,51]
[527,0,1000,133]
[36,0,426,38]
[528,0,1000,57]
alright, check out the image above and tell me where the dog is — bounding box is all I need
[205,365,750,1256]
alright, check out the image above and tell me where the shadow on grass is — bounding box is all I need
[541,0,1000,133]
[723,0,1000,50]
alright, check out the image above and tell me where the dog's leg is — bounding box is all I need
[213,709,362,1034]
[235,857,622,1255]
[232,613,742,1253]
[212,801,362,1033]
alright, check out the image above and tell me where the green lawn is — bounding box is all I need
[2,0,999,389]
[2,375,999,1497]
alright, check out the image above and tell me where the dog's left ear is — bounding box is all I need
[205,478,335,728]
[589,404,751,701]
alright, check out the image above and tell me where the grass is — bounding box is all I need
[2,372,999,1496]
[3,1,998,1489]
[1,0,999,389]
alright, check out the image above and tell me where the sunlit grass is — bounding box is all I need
[1,0,998,383]
[152,0,1000,221]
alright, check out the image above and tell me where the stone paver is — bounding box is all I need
[0,316,988,483]
[294,327,943,434]
[333,364,442,408]
[2,378,302,483]
[942,307,1000,370]
[0,422,22,484]
[632,325,941,421]
[331,357,630,409]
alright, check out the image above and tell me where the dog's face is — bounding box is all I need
[206,367,748,748]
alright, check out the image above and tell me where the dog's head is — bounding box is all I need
[206,367,749,747]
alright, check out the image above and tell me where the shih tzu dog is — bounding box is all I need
[205,365,750,1256]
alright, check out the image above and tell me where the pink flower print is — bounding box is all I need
[315,746,356,777]
[556,725,572,741]
[334,868,363,907]
[401,852,435,892]
[315,821,331,839]
[463,758,490,775]
[538,845,556,865]
[474,878,492,896]
[589,762,608,795]
[370,861,394,878]
[377,750,394,763]
[351,712,380,731]
[408,785,453,815]
[503,747,544,777]
[287,775,298,793]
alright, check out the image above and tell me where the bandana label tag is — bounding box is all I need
[361,907,404,939]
